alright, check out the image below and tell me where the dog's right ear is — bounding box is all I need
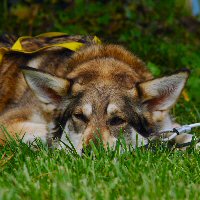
[20,66,70,104]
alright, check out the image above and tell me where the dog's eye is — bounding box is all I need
[109,117,126,126]
[73,113,88,123]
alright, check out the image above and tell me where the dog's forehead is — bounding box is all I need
[79,84,138,104]
[77,87,130,115]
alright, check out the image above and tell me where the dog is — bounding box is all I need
[0,34,189,153]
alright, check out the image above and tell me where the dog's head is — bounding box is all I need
[21,45,189,152]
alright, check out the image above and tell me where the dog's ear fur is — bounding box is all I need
[137,70,189,111]
[21,66,70,104]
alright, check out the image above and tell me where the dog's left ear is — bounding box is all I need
[137,70,189,111]
[21,66,70,104]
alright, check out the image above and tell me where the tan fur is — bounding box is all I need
[0,35,189,150]
[0,55,27,112]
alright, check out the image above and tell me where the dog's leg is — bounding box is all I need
[0,120,47,145]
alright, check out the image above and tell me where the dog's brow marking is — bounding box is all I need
[83,103,92,117]
[107,104,118,115]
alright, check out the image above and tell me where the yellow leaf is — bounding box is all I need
[182,89,190,102]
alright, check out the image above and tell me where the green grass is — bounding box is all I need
[0,134,200,200]
[0,1,200,199]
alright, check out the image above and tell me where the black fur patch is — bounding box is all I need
[123,96,153,137]
[52,92,84,140]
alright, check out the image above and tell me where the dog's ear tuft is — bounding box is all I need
[137,70,189,111]
[20,66,70,104]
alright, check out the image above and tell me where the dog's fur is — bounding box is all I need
[0,34,189,152]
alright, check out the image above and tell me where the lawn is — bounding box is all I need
[0,139,199,199]
[0,1,200,199]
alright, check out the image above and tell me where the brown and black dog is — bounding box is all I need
[0,34,189,153]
